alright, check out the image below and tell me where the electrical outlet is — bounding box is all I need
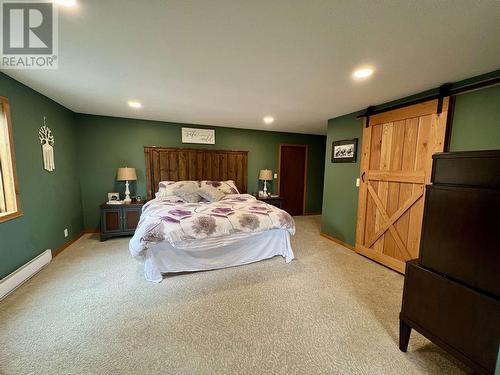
[274,173,278,179]
[356,178,360,187]
[64,228,68,238]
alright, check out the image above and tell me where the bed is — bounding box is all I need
[129,147,296,282]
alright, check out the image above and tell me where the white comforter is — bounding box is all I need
[129,194,295,259]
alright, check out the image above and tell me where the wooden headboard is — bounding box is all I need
[144,146,248,200]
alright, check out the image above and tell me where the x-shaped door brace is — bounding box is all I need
[365,182,424,260]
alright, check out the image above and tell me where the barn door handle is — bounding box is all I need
[361,172,366,183]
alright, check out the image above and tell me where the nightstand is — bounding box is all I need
[100,202,145,241]
[256,196,284,209]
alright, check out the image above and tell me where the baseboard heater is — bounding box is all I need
[0,249,52,301]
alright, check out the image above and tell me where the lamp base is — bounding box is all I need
[124,180,132,204]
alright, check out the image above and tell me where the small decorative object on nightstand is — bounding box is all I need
[107,192,122,204]
[100,201,144,241]
[117,167,137,204]
[259,169,273,196]
[256,195,284,209]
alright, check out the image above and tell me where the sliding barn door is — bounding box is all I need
[355,99,448,273]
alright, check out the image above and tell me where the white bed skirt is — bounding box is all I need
[142,229,294,283]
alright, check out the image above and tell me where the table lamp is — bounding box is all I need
[117,167,137,204]
[259,169,273,196]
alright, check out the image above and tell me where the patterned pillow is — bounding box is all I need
[200,180,239,195]
[174,190,201,203]
[198,186,226,202]
[173,184,202,203]
[157,181,200,198]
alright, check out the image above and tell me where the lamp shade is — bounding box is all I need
[259,169,273,181]
[117,167,137,181]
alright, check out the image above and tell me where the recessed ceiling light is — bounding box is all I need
[128,101,142,109]
[263,116,274,124]
[54,0,77,7]
[353,67,374,80]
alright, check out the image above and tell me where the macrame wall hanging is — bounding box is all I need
[39,117,55,172]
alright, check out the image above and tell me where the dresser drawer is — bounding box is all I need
[419,185,500,297]
[402,261,500,373]
[431,150,500,188]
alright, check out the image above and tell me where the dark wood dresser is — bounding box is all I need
[399,150,500,374]
[100,202,144,241]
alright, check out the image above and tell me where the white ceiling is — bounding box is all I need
[3,0,500,135]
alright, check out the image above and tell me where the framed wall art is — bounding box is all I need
[332,138,358,163]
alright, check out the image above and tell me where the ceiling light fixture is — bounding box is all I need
[353,67,374,80]
[263,116,274,124]
[54,0,77,7]
[128,101,142,109]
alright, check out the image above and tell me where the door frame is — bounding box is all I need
[277,144,308,215]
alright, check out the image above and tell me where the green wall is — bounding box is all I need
[450,84,500,151]
[321,72,500,245]
[0,73,83,279]
[74,114,326,230]
[321,113,363,245]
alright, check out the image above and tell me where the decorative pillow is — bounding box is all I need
[157,181,200,198]
[198,186,226,202]
[173,184,202,203]
[200,180,239,195]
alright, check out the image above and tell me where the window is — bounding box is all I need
[0,97,21,222]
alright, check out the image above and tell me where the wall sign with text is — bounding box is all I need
[181,127,215,144]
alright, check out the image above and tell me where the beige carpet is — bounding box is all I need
[0,216,465,375]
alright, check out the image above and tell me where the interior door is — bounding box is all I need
[355,99,448,273]
[279,144,307,216]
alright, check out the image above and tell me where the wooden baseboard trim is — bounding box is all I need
[303,211,321,216]
[321,232,407,274]
[52,230,93,258]
[84,229,100,234]
[320,232,356,252]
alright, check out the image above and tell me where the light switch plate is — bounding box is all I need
[356,178,360,187]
